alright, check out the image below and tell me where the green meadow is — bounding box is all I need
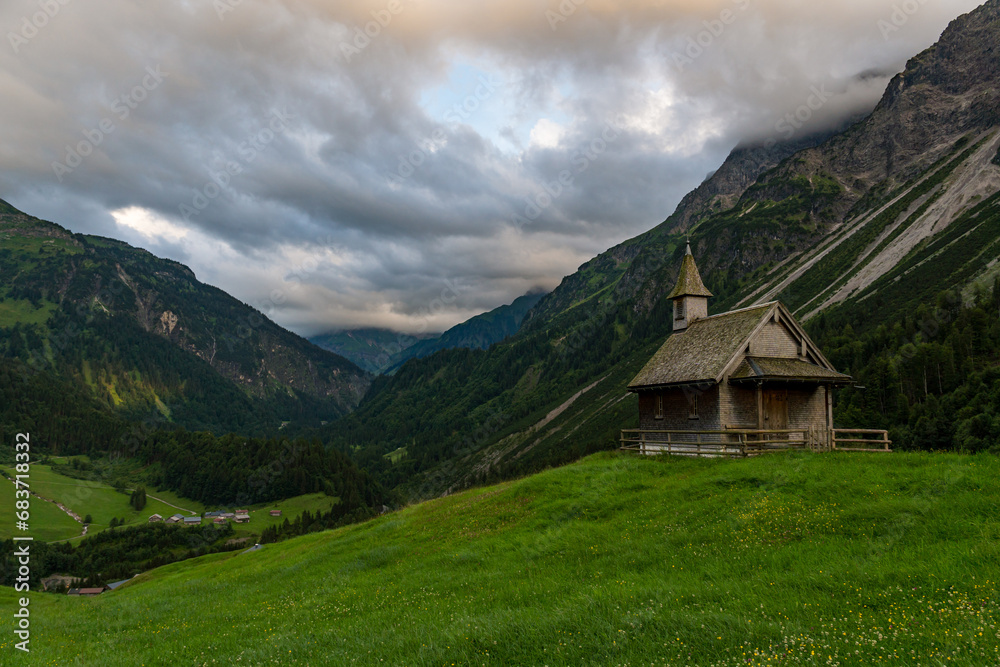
[237,492,338,533]
[0,473,80,542]
[0,464,337,544]
[0,465,208,541]
[4,451,999,665]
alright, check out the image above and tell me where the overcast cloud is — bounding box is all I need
[0,0,984,335]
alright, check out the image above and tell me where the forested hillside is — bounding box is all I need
[0,203,370,440]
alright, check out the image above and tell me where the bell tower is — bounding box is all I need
[668,241,712,332]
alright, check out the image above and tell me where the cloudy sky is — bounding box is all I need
[0,0,984,336]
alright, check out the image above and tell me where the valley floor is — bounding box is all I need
[2,450,999,665]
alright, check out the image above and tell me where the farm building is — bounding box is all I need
[183,516,201,526]
[166,514,184,524]
[623,243,889,455]
[78,587,107,596]
[269,510,282,517]
[147,514,163,523]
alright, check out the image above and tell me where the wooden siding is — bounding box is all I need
[787,386,828,430]
[749,319,801,358]
[638,385,721,432]
[719,381,756,429]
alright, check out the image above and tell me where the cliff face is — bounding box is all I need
[624,0,1000,321]
[663,130,844,234]
[752,0,1000,204]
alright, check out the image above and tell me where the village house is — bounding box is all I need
[77,587,108,597]
[214,517,227,525]
[166,514,184,524]
[147,514,163,523]
[269,510,282,517]
[234,514,250,524]
[183,516,201,526]
[623,243,889,455]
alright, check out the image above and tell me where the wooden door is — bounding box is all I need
[763,389,788,430]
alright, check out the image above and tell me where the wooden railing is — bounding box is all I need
[831,429,892,452]
[621,427,890,457]
[619,429,821,457]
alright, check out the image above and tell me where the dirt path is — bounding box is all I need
[3,474,87,541]
[144,494,198,516]
[126,489,198,516]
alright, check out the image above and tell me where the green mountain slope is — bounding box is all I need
[325,0,1000,499]
[0,202,370,438]
[309,328,427,374]
[310,293,547,375]
[10,451,1000,665]
[383,291,547,373]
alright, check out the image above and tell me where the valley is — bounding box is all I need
[1,1,1000,663]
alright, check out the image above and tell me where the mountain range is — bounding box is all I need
[309,291,546,375]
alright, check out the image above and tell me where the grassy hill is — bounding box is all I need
[0,463,340,544]
[0,463,207,542]
[7,450,999,665]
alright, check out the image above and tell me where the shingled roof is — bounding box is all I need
[628,301,848,390]
[629,303,774,389]
[667,243,713,299]
[731,357,851,384]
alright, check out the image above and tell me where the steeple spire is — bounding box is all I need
[668,242,713,301]
[669,241,712,332]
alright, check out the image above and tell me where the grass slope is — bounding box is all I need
[5,451,999,665]
[0,465,208,541]
[0,474,81,542]
[0,465,339,544]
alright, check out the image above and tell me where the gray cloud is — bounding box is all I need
[0,0,985,335]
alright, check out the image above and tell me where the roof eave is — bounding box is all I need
[627,379,716,392]
[728,375,853,386]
